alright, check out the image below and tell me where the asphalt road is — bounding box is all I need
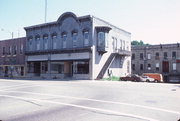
[0,79,179,121]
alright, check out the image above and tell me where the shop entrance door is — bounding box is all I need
[64,61,73,78]
[34,62,41,76]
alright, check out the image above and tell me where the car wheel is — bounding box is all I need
[146,79,149,82]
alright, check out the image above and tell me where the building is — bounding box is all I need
[24,12,131,80]
[131,43,180,82]
[0,37,26,77]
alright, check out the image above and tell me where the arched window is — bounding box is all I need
[72,32,77,48]
[28,36,33,51]
[43,34,48,50]
[35,35,40,50]
[52,33,57,49]
[61,32,67,48]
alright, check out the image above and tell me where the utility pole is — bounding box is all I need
[45,0,47,23]
[1,29,13,39]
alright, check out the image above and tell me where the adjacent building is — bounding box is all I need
[24,12,131,79]
[0,37,26,77]
[131,44,180,82]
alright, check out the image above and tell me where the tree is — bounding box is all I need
[131,40,150,46]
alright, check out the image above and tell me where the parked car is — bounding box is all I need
[120,74,142,82]
[141,76,155,82]
[142,73,163,82]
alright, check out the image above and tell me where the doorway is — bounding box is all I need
[162,61,169,73]
[64,61,73,78]
[34,62,41,76]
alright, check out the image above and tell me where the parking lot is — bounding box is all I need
[0,79,180,121]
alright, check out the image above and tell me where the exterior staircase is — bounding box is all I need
[96,53,117,79]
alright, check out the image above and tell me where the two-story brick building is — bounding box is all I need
[131,44,180,82]
[24,12,131,79]
[0,37,26,77]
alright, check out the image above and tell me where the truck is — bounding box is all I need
[142,73,163,83]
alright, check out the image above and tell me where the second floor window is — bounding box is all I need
[20,44,23,54]
[43,35,48,50]
[35,36,40,50]
[147,53,151,59]
[155,52,159,60]
[62,34,67,48]
[132,64,135,71]
[13,45,17,55]
[140,64,143,70]
[52,34,57,49]
[84,31,89,46]
[164,52,168,59]
[172,51,176,59]
[147,64,151,70]
[132,53,135,60]
[72,32,77,48]
[98,32,105,47]
[3,47,5,55]
[140,53,143,60]
[156,63,159,71]
[28,38,33,51]
[8,46,11,55]
[123,40,125,50]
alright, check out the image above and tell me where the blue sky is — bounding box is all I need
[0,0,180,44]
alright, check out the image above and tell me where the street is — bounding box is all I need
[0,79,180,121]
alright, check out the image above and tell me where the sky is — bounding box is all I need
[0,0,180,44]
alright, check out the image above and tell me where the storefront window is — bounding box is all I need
[51,62,64,73]
[27,62,34,73]
[41,62,48,73]
[73,61,89,74]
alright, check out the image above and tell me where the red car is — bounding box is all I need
[120,74,142,81]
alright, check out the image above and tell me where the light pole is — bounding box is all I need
[1,29,14,39]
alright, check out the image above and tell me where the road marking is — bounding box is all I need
[0,84,29,90]
[1,85,41,91]
[0,90,179,115]
[0,94,159,121]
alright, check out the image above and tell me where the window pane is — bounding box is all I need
[73,61,89,74]
[84,32,89,46]
[51,62,64,73]
[52,35,57,49]
[173,63,176,70]
[62,34,67,48]
[43,36,48,50]
[98,32,105,47]
[73,33,77,48]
